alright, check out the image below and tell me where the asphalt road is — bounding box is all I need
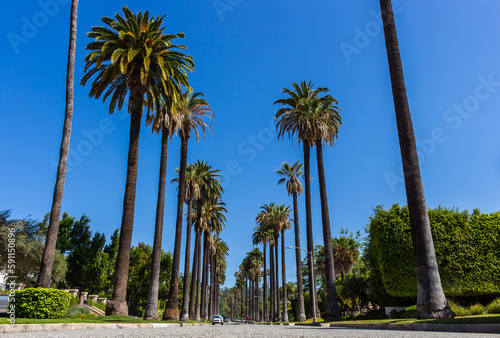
[2,323,494,338]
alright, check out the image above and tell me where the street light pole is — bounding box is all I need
[286,246,317,323]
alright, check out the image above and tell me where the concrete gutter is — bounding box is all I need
[0,322,209,334]
[331,322,500,334]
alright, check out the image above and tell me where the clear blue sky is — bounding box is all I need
[1,0,500,288]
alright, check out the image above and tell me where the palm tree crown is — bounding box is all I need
[81,6,193,115]
[276,161,304,196]
[177,91,214,140]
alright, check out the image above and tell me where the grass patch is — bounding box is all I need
[0,315,203,325]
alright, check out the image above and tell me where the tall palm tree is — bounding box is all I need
[81,7,193,315]
[296,93,343,320]
[275,81,324,319]
[270,204,291,322]
[197,198,226,320]
[213,237,229,314]
[37,0,80,288]
[379,0,452,319]
[256,203,276,321]
[276,161,306,321]
[173,164,200,321]
[164,91,214,320]
[144,105,180,320]
[247,248,263,320]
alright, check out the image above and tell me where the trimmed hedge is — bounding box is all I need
[15,288,72,318]
[366,205,500,298]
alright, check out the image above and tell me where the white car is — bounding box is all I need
[212,315,223,325]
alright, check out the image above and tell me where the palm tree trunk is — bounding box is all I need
[315,141,341,320]
[240,286,243,318]
[144,130,168,320]
[106,85,144,316]
[201,231,208,320]
[245,278,248,317]
[292,192,306,321]
[195,227,202,321]
[190,220,200,320]
[281,230,289,322]
[379,0,452,320]
[263,243,267,321]
[269,244,275,321]
[180,198,194,321]
[274,235,281,321]
[302,141,320,319]
[164,134,189,320]
[37,0,79,289]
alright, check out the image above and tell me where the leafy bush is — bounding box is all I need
[486,298,500,314]
[366,205,500,298]
[70,313,97,319]
[15,288,72,319]
[469,304,486,315]
[65,304,90,317]
[449,301,486,316]
[69,295,79,306]
[449,301,469,317]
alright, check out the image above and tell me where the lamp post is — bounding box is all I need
[286,246,317,323]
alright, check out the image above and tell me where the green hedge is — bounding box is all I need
[366,205,500,297]
[15,288,72,318]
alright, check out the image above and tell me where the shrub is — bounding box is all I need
[469,304,486,315]
[449,301,486,316]
[449,301,468,317]
[69,295,80,305]
[486,298,500,314]
[15,288,72,319]
[65,305,90,317]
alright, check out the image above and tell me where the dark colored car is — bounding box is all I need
[244,317,252,323]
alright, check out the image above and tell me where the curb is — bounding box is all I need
[331,323,500,334]
[0,322,210,334]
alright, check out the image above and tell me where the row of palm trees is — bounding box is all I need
[36,6,231,320]
[252,203,292,321]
